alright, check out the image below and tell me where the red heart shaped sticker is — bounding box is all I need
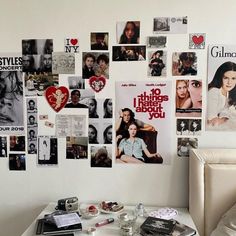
[89,76,106,93]
[45,86,69,112]
[70,39,78,45]
[192,35,204,45]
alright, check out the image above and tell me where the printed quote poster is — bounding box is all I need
[206,45,236,131]
[115,81,171,164]
[0,53,24,135]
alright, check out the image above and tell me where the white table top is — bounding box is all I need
[21,203,199,236]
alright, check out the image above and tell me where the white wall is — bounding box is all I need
[1,0,236,235]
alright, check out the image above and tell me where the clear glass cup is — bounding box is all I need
[117,211,137,236]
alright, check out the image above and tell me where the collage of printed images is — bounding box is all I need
[0,16,208,170]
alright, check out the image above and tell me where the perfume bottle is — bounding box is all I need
[134,203,147,217]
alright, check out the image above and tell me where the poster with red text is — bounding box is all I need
[115,81,171,164]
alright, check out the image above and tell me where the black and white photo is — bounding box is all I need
[38,136,58,165]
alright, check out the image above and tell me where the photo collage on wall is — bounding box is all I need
[174,51,201,156]
[0,14,212,171]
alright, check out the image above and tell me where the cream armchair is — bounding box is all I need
[189,149,236,236]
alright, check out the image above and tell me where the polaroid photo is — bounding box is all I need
[189,33,206,49]
[177,138,198,157]
[38,136,58,165]
[0,137,7,157]
[172,52,197,76]
[82,52,109,79]
[147,36,167,48]
[112,45,146,61]
[91,32,108,50]
[64,38,79,53]
[148,50,167,77]
[66,136,88,159]
[52,52,75,74]
[90,145,112,168]
[116,21,140,44]
[9,154,26,171]
[153,16,187,34]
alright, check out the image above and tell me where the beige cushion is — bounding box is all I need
[211,202,236,236]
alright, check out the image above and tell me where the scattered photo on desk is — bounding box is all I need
[24,72,59,96]
[82,52,109,80]
[0,136,7,157]
[68,76,85,90]
[91,32,109,50]
[148,50,167,77]
[177,138,198,157]
[90,145,112,168]
[52,52,75,74]
[66,136,88,159]
[153,16,187,34]
[147,36,167,48]
[38,136,58,165]
[112,46,146,61]
[10,136,25,152]
[9,154,26,171]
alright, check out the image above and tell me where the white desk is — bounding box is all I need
[21,203,199,236]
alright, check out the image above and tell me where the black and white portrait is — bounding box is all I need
[38,136,58,165]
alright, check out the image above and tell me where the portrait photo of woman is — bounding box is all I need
[117,21,140,44]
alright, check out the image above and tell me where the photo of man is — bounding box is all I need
[65,90,88,108]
